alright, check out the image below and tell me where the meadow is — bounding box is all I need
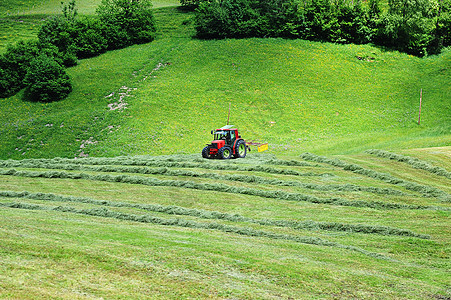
[0,2,450,159]
[0,150,450,298]
[0,0,450,298]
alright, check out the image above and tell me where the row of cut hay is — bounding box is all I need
[365,149,451,179]
[0,158,328,177]
[0,200,393,261]
[191,156,320,167]
[6,154,319,167]
[0,160,409,197]
[0,190,430,239]
[1,168,446,211]
[301,153,451,202]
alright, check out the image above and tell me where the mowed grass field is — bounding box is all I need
[0,149,450,298]
[0,0,450,298]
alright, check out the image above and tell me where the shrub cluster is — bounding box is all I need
[39,0,156,60]
[0,40,71,100]
[192,0,450,56]
[0,0,156,101]
[23,54,73,102]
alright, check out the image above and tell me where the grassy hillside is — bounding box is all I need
[0,4,450,159]
[1,1,450,299]
[0,150,450,298]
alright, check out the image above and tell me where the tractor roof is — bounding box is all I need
[218,125,236,130]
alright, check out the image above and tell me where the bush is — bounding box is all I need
[0,40,40,96]
[374,0,437,56]
[2,0,159,101]
[38,16,73,54]
[0,57,23,98]
[194,0,373,43]
[39,0,157,56]
[0,39,71,98]
[193,0,447,56]
[96,0,157,47]
[23,54,72,102]
[0,40,53,98]
[194,0,282,39]
[72,17,108,58]
[38,16,80,67]
[38,15,109,60]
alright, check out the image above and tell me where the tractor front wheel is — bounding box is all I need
[202,146,212,159]
[218,146,232,159]
[234,140,247,158]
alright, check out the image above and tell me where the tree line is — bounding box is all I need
[184,0,450,57]
[0,0,156,102]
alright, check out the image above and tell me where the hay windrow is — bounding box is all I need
[0,200,395,261]
[0,158,330,177]
[365,149,451,179]
[1,168,446,211]
[301,153,451,202]
[0,160,408,197]
[0,190,430,239]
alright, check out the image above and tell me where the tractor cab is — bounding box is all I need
[213,130,228,142]
[212,128,236,145]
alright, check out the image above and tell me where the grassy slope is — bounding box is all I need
[0,2,450,298]
[0,152,449,299]
[0,3,450,159]
[122,38,450,155]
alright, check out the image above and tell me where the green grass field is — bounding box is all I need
[0,150,450,298]
[1,2,450,159]
[0,0,450,298]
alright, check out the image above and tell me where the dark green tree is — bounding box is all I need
[72,17,108,58]
[375,0,436,56]
[24,54,72,102]
[429,0,451,54]
[0,40,61,98]
[38,1,79,66]
[96,0,157,48]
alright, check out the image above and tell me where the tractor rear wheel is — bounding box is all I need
[202,146,212,159]
[234,140,247,158]
[218,146,232,159]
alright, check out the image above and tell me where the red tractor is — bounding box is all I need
[202,125,249,159]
